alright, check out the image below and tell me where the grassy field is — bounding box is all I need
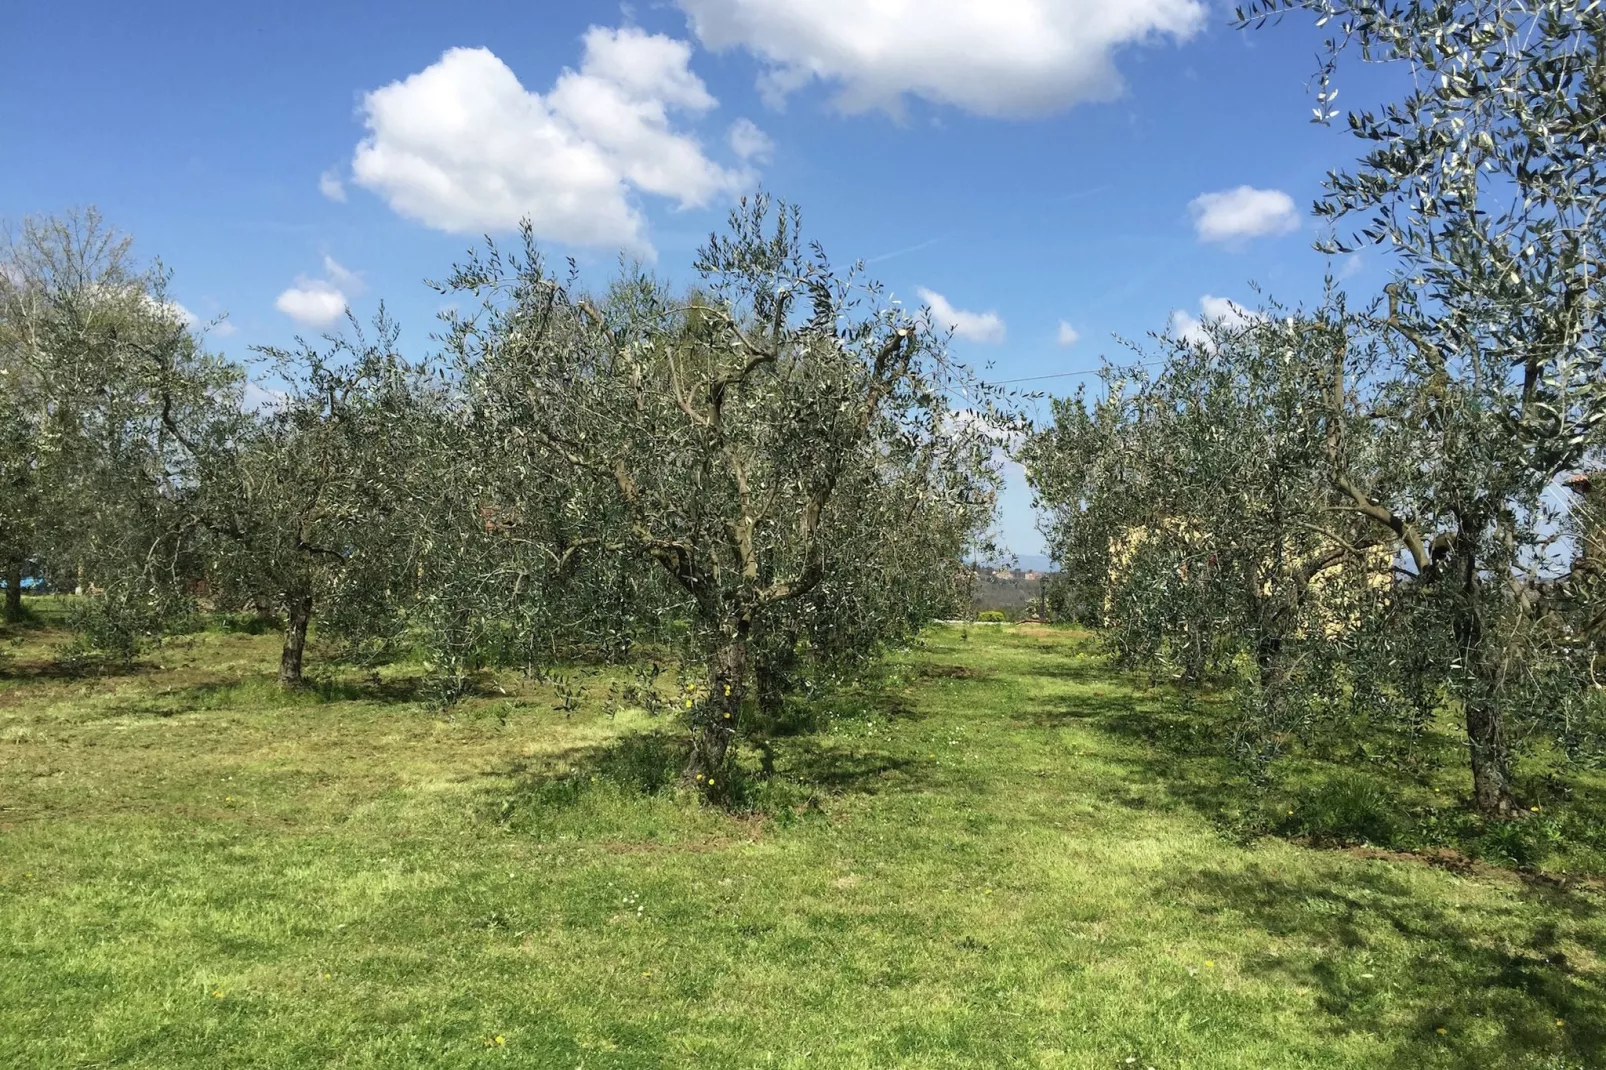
[2,609,1604,1069]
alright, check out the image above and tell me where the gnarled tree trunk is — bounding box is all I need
[3,561,22,624]
[1465,700,1514,817]
[1452,543,1516,817]
[686,636,747,792]
[279,593,313,687]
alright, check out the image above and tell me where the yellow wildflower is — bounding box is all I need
[495,1036,506,1046]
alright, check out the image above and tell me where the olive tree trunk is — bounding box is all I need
[1465,700,1514,817]
[686,637,747,790]
[1451,548,1516,818]
[3,561,22,624]
[279,594,313,687]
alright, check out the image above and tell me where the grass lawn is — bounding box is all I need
[2,611,1603,1068]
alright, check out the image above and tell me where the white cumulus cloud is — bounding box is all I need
[321,254,363,294]
[728,117,773,162]
[275,281,348,329]
[142,295,233,337]
[243,381,288,411]
[676,0,1206,116]
[1189,186,1300,245]
[275,254,362,329]
[918,287,1006,345]
[350,27,754,254]
[149,298,197,327]
[319,169,347,202]
[1169,294,1264,347]
[1056,321,1081,347]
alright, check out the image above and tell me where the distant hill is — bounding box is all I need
[1015,553,1057,573]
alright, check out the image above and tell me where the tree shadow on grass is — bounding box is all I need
[489,730,688,818]
[915,662,994,682]
[1022,689,1281,836]
[0,658,155,683]
[214,672,420,707]
[772,737,920,797]
[487,722,927,828]
[65,672,425,722]
[1024,657,1139,686]
[1177,859,1606,1068]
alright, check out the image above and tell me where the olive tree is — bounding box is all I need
[744,404,999,768]
[443,197,1004,790]
[187,315,428,686]
[0,209,236,648]
[397,380,671,706]
[1237,0,1606,814]
[1025,304,1393,766]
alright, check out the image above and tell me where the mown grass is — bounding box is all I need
[1,609,1603,1068]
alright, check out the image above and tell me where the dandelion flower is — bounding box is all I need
[707,779,716,787]
[495,1036,505,1046]
[211,990,224,999]
[1205,960,1215,968]
[1556,1019,1566,1027]
[1435,1027,1448,1035]
[724,685,731,696]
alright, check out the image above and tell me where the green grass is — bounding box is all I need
[2,611,1603,1068]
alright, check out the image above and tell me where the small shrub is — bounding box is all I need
[1474,815,1562,871]
[59,595,154,666]
[213,611,279,636]
[977,610,1006,623]
[1286,773,1401,846]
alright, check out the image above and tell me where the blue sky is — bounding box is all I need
[1,1,1403,557]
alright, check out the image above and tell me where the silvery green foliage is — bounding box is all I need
[0,209,238,653]
[191,312,432,685]
[1230,0,1606,812]
[1024,305,1389,764]
[438,196,1006,787]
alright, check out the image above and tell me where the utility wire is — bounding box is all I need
[987,357,1168,386]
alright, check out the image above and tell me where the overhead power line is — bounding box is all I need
[987,357,1168,386]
